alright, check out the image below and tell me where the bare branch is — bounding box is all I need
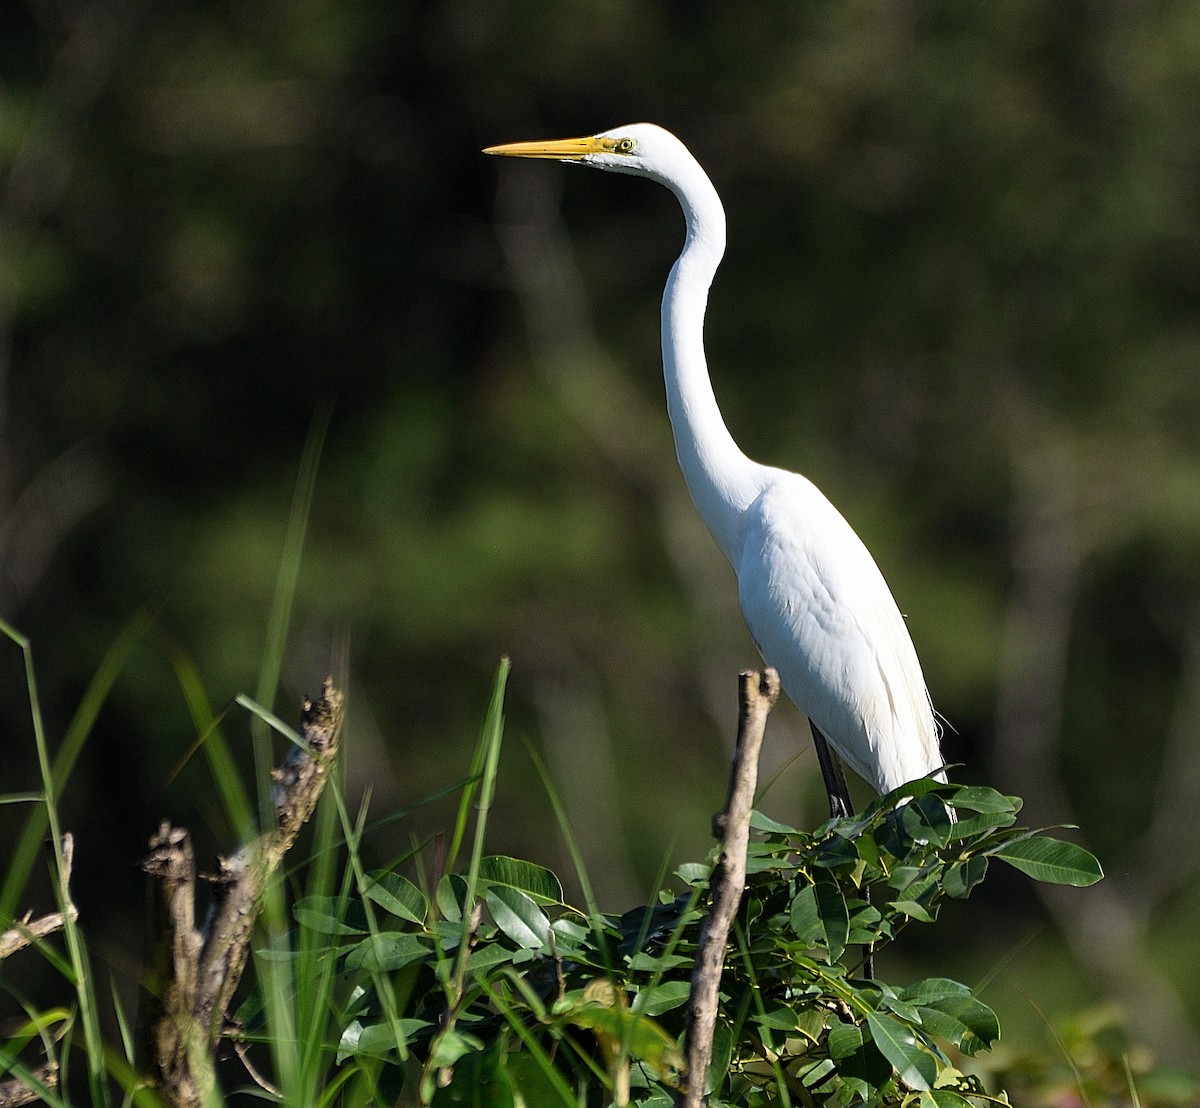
[231,1036,282,1099]
[0,835,75,1103]
[0,1062,58,1107]
[0,834,78,960]
[139,680,344,1107]
[676,668,779,1108]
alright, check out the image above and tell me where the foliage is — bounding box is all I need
[160,662,1100,1106]
[2,645,1192,1107]
[293,777,1101,1106]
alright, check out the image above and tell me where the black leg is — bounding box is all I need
[808,722,874,980]
[809,722,854,820]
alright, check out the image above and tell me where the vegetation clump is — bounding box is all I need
[311,774,1100,1104]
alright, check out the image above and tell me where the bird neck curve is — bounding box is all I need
[661,168,764,565]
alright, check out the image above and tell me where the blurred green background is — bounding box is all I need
[4,0,1200,1079]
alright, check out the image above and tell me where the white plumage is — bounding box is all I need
[737,474,941,795]
[486,123,944,810]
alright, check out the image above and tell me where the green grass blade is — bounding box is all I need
[328,784,412,1065]
[0,1053,68,1107]
[478,976,579,1106]
[236,692,305,746]
[108,975,136,1068]
[156,635,254,837]
[520,737,599,921]
[444,668,507,877]
[0,624,111,1105]
[0,793,44,805]
[453,657,510,987]
[252,406,330,815]
[1123,1052,1143,1108]
[521,736,620,974]
[0,612,147,919]
[293,750,346,1101]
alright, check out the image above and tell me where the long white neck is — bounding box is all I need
[661,171,765,565]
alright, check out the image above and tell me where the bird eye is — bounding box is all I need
[616,137,637,154]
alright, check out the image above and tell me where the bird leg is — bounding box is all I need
[809,721,874,980]
[809,722,854,820]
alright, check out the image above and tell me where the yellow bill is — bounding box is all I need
[483,135,609,159]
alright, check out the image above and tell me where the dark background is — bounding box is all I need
[3,0,1200,1071]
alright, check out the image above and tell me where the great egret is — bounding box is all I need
[485,124,945,819]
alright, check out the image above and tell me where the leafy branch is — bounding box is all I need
[283,668,1101,1106]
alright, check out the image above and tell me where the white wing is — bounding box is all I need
[735,471,942,795]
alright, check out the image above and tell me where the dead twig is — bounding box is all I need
[231,1036,282,1099]
[139,679,344,1108]
[676,668,779,1108]
[0,1062,58,1108]
[0,834,77,960]
[0,835,75,1105]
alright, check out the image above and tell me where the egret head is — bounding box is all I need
[484,123,697,187]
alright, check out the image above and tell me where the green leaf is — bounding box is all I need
[916,995,1000,1055]
[886,866,939,907]
[345,932,432,972]
[794,1007,827,1043]
[901,796,952,846]
[789,885,822,945]
[886,865,923,891]
[631,980,691,1016]
[753,1005,800,1031]
[813,835,860,868]
[707,1019,733,1094]
[948,809,1021,839]
[429,1027,485,1069]
[555,991,685,1076]
[750,810,801,834]
[848,902,887,945]
[827,1021,863,1061]
[432,1043,516,1108]
[945,786,1019,815]
[437,873,468,923]
[674,862,711,886]
[478,855,563,905]
[880,993,923,1025]
[435,918,464,953]
[890,899,936,924]
[293,896,367,935]
[550,918,591,954]
[627,951,690,973]
[364,871,428,925]
[865,1010,938,1091]
[466,944,514,974]
[484,887,551,949]
[859,776,948,824]
[993,835,1104,886]
[920,1091,974,1107]
[829,1020,892,1095]
[814,871,849,961]
[900,978,971,1003]
[855,829,882,869]
[943,857,988,899]
[337,1018,432,1062]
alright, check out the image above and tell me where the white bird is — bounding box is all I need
[485,124,945,820]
